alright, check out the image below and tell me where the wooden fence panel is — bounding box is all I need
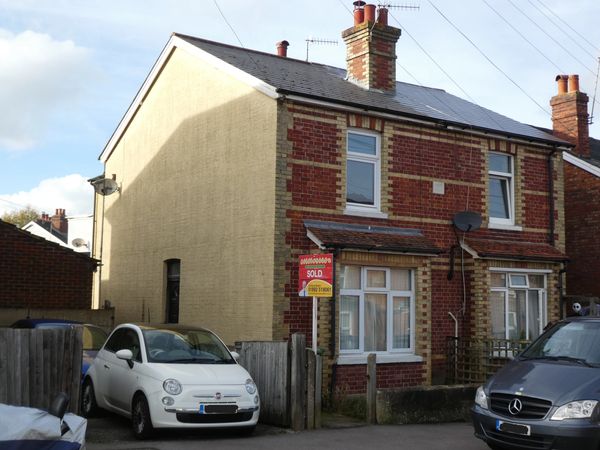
[239,341,289,427]
[0,327,82,413]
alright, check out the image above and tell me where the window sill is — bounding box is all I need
[488,222,523,232]
[343,208,388,219]
[337,353,423,365]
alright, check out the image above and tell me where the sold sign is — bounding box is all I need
[298,253,334,298]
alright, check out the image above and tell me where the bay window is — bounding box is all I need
[490,271,547,341]
[339,265,414,355]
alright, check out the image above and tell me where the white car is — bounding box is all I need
[81,323,259,438]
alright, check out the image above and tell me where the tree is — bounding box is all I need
[1,205,41,228]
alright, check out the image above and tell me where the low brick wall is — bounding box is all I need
[377,384,477,424]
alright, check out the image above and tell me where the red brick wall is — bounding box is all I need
[0,220,96,309]
[335,363,426,395]
[279,102,561,388]
[564,162,600,296]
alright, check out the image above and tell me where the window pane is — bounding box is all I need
[340,295,360,350]
[508,291,527,340]
[367,269,386,288]
[490,291,505,339]
[528,290,540,340]
[393,296,410,348]
[364,293,387,351]
[489,178,510,219]
[391,269,411,290]
[348,133,376,155]
[341,265,361,289]
[529,275,544,288]
[491,273,506,288]
[347,160,375,205]
[510,274,527,287]
[489,153,511,173]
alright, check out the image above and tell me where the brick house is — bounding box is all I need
[0,219,97,310]
[93,4,571,391]
[549,74,600,302]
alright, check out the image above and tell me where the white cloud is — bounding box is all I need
[0,174,93,217]
[0,29,92,150]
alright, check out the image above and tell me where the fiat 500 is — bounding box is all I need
[81,323,259,438]
[472,317,600,449]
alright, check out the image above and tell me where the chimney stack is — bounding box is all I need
[276,40,289,58]
[550,74,590,158]
[51,208,68,234]
[342,2,402,92]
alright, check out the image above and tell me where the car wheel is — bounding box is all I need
[132,394,154,439]
[81,378,98,418]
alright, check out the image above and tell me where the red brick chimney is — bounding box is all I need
[342,3,401,92]
[51,208,68,234]
[550,74,591,158]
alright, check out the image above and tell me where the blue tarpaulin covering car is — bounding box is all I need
[0,395,87,450]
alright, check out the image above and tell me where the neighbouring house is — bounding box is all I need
[547,74,600,303]
[22,209,93,255]
[0,219,98,311]
[22,209,69,247]
[93,4,571,392]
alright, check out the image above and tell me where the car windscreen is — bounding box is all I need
[521,321,600,366]
[83,326,109,351]
[142,328,235,364]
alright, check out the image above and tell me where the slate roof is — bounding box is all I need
[465,238,567,262]
[176,34,568,146]
[304,220,442,254]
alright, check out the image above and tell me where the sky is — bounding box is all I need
[0,0,599,217]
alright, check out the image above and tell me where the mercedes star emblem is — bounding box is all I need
[508,398,523,415]
[215,392,222,400]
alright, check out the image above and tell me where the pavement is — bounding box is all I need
[85,412,488,450]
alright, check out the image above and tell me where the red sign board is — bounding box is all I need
[298,253,334,297]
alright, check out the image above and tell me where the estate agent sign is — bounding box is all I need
[298,253,334,297]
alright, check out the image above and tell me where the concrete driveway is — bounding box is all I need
[86,414,488,450]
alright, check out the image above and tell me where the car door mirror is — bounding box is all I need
[116,349,135,368]
[230,351,240,361]
[116,349,133,360]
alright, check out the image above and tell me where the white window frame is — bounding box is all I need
[488,152,515,226]
[345,129,381,215]
[339,266,415,357]
[490,271,547,341]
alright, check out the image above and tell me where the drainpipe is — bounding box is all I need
[547,148,557,246]
[558,265,567,319]
[328,248,340,405]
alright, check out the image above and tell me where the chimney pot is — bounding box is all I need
[364,4,376,22]
[568,74,580,93]
[276,40,289,57]
[377,7,389,26]
[353,7,365,25]
[555,74,568,95]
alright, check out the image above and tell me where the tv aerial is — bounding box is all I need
[91,178,120,196]
[305,37,338,62]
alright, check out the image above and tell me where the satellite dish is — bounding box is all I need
[92,178,119,196]
[71,238,88,248]
[453,211,482,232]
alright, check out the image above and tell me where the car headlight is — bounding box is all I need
[163,378,182,395]
[475,386,488,410]
[245,378,257,395]
[551,400,598,421]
